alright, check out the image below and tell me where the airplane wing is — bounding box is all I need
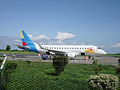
[41,48,66,55]
[47,49,66,55]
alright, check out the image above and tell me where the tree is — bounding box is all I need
[6,45,11,51]
[52,56,69,76]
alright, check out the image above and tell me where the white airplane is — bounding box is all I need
[17,30,107,59]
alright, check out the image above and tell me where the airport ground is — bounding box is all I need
[0,58,120,90]
[0,51,120,90]
[0,52,119,66]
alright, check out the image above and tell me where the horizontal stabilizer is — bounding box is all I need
[16,45,30,49]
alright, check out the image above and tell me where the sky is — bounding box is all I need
[0,0,120,53]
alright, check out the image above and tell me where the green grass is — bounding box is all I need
[4,61,120,90]
[0,50,36,55]
[107,54,120,57]
[0,55,5,57]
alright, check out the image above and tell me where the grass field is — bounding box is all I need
[0,50,36,55]
[106,54,120,57]
[3,60,120,90]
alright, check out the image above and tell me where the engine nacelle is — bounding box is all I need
[67,52,79,59]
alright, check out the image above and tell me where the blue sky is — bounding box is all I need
[0,0,120,53]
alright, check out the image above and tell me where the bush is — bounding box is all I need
[115,65,120,74]
[88,74,119,90]
[25,61,31,64]
[3,62,17,82]
[94,67,102,75]
[92,60,98,65]
[52,56,69,76]
[92,60,102,75]
[0,59,3,63]
[4,63,17,70]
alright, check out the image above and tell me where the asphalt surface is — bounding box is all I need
[0,53,119,66]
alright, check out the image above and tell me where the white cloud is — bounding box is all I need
[113,43,120,48]
[28,34,49,41]
[55,32,75,40]
[56,40,65,44]
[48,40,65,45]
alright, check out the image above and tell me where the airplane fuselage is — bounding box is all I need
[18,30,107,59]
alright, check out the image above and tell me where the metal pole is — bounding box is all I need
[0,55,7,71]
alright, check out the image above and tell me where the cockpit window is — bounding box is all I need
[97,47,101,49]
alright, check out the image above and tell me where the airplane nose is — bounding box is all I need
[102,51,107,54]
[97,49,107,55]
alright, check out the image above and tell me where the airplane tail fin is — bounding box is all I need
[20,30,33,46]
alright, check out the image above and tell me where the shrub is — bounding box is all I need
[0,59,3,63]
[115,65,120,74]
[92,60,98,65]
[3,62,17,82]
[4,63,17,70]
[92,60,102,75]
[25,61,31,64]
[94,67,102,75]
[52,56,69,76]
[88,74,119,90]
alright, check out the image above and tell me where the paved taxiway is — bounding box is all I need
[0,53,119,66]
